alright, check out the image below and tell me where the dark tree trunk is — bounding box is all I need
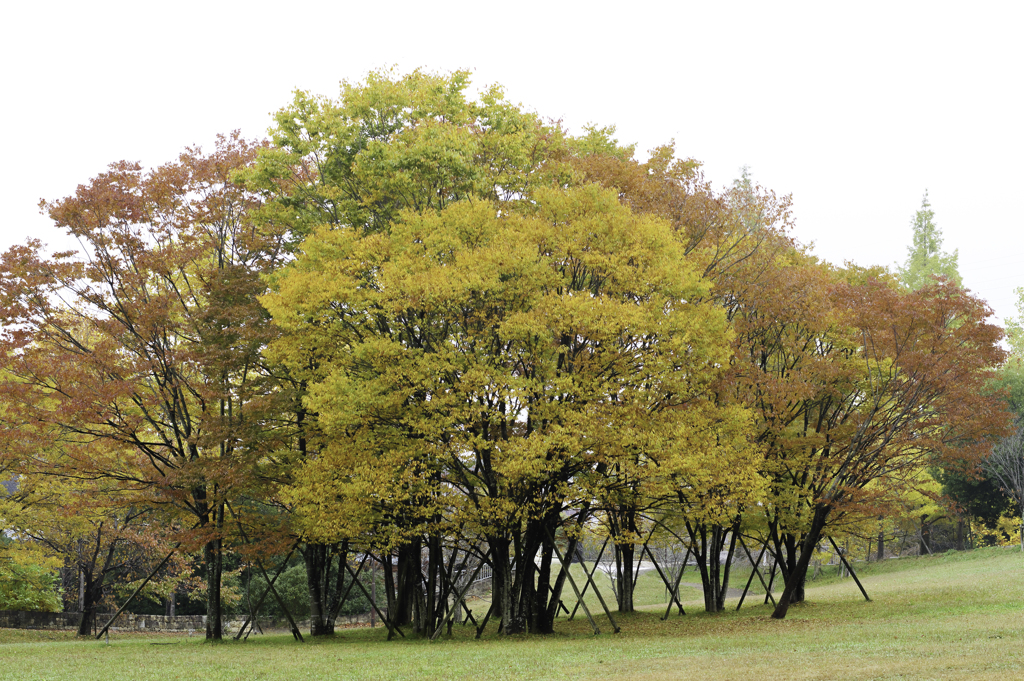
[382,551,396,622]
[303,542,348,636]
[771,504,830,619]
[203,499,225,641]
[612,508,638,614]
[393,539,422,628]
[76,576,102,637]
[516,554,536,635]
[532,537,556,634]
[716,526,739,611]
[685,521,737,613]
[423,532,442,635]
[919,516,932,555]
[504,529,528,635]
[205,534,223,640]
[768,528,805,605]
[489,536,514,633]
[304,543,329,636]
[877,517,885,561]
[541,512,585,633]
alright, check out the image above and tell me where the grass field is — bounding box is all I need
[2,546,1022,681]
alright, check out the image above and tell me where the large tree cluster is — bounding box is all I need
[0,70,1011,639]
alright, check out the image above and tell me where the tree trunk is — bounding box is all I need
[611,507,638,613]
[771,505,829,619]
[393,539,421,628]
[919,517,932,555]
[877,517,885,561]
[424,532,442,635]
[76,575,101,637]
[616,541,635,613]
[532,537,556,634]
[686,521,737,613]
[716,526,738,611]
[304,542,345,637]
[382,551,396,622]
[541,512,586,632]
[489,536,514,633]
[205,535,223,640]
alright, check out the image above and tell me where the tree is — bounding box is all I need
[0,134,285,639]
[568,146,789,613]
[897,191,961,290]
[985,420,1024,552]
[267,183,737,634]
[0,536,61,612]
[245,69,570,634]
[937,465,1017,543]
[766,277,1008,618]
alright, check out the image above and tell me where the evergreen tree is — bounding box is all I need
[897,191,961,290]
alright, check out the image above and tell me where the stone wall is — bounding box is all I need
[105,613,207,632]
[0,609,376,633]
[0,610,81,630]
[0,610,206,632]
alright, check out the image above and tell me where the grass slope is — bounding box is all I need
[2,546,1022,681]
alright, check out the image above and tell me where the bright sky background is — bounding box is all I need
[3,1,1021,324]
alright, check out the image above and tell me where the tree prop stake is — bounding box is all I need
[827,536,870,602]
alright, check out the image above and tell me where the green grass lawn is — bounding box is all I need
[3,546,1023,681]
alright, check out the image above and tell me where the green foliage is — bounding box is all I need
[896,190,962,290]
[242,68,565,247]
[243,563,382,620]
[1002,287,1024,365]
[246,565,310,620]
[267,184,738,547]
[0,542,62,612]
[565,124,636,160]
[937,466,1020,529]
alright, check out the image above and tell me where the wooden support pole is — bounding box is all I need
[430,550,490,641]
[662,544,691,620]
[568,536,608,622]
[333,552,369,617]
[736,536,773,609]
[262,563,305,641]
[550,529,619,634]
[234,546,298,640]
[549,538,600,634]
[632,524,659,591]
[437,548,483,629]
[474,600,496,639]
[95,546,177,640]
[764,557,778,605]
[224,504,303,642]
[638,543,686,616]
[343,560,404,639]
[827,536,870,602]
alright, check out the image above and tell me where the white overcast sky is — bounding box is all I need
[2,1,1021,324]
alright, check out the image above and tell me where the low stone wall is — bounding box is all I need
[0,610,81,630]
[0,610,377,633]
[0,610,206,632]
[105,613,207,632]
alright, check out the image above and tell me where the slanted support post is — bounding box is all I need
[827,536,870,602]
[736,536,775,609]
